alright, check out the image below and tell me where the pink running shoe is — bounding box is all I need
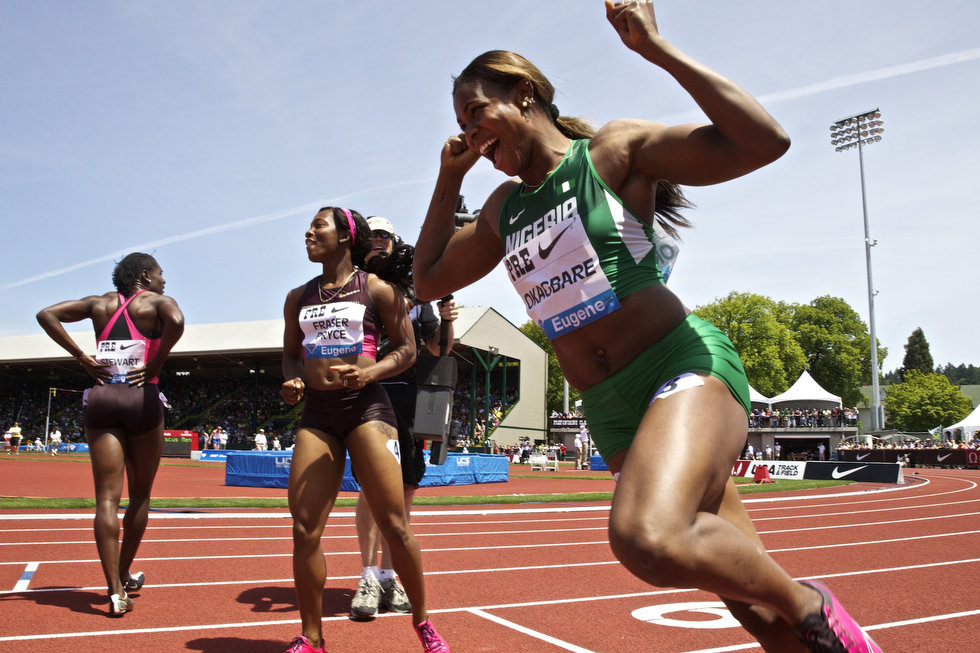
[415,620,450,653]
[283,635,325,653]
[795,580,883,653]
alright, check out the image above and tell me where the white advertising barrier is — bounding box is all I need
[731,459,807,480]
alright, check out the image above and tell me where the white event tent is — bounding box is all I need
[748,385,771,408]
[768,371,842,409]
[942,404,980,441]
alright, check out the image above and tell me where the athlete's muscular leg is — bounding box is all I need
[605,374,820,651]
[355,489,381,569]
[85,427,127,597]
[118,421,164,585]
[380,485,416,571]
[715,478,809,652]
[347,421,427,626]
[288,427,346,649]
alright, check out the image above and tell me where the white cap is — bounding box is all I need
[366,216,395,235]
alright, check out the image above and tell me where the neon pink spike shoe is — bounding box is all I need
[415,620,450,652]
[795,580,883,653]
[283,635,325,653]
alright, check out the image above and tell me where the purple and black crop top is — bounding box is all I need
[297,269,380,360]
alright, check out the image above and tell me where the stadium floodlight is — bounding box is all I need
[830,108,885,431]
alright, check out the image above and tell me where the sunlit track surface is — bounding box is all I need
[1,467,977,651]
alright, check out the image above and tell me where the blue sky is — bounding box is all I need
[2,1,979,372]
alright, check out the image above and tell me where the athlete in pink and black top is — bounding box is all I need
[280,207,449,653]
[36,253,184,617]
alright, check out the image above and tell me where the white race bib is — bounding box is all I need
[506,215,620,339]
[299,302,366,358]
[95,339,146,383]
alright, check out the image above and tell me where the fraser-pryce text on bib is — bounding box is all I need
[299,302,366,358]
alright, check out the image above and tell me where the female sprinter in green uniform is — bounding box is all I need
[413,2,880,652]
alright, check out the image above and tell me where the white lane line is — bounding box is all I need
[0,539,610,567]
[468,607,596,653]
[4,512,976,549]
[0,560,624,595]
[12,561,39,592]
[2,597,978,645]
[0,525,609,547]
[0,481,931,522]
[0,506,612,521]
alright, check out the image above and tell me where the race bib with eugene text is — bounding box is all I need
[505,215,620,340]
[299,302,366,358]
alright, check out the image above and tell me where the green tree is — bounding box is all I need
[937,362,980,385]
[518,321,579,413]
[900,327,933,379]
[784,296,885,408]
[884,370,972,432]
[694,292,806,397]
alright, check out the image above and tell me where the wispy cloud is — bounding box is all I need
[0,203,320,290]
[1,177,434,291]
[756,48,980,104]
[659,47,980,123]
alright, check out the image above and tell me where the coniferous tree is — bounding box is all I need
[900,328,934,379]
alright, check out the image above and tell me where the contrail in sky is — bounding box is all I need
[1,202,321,290]
[659,47,980,122]
[756,47,980,105]
[6,49,978,291]
[2,178,428,290]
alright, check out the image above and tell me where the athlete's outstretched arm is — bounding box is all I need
[598,0,789,188]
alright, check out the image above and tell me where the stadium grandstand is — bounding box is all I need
[0,306,547,453]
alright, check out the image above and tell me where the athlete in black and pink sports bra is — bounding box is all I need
[279,207,449,653]
[37,253,184,617]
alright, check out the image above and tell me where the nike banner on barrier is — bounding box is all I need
[802,461,903,483]
[731,459,903,483]
[837,448,978,468]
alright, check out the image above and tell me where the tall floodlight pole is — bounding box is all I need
[830,109,885,430]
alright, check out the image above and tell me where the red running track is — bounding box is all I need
[1,465,978,651]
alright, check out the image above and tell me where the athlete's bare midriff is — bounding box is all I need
[551,284,689,391]
[303,355,376,391]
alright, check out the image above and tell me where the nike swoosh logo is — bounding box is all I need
[538,223,573,260]
[508,208,526,225]
[831,465,868,479]
[338,290,358,298]
[119,343,140,350]
[937,453,952,461]
[856,452,871,460]
[331,306,348,313]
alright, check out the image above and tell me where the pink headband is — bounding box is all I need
[340,208,356,242]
